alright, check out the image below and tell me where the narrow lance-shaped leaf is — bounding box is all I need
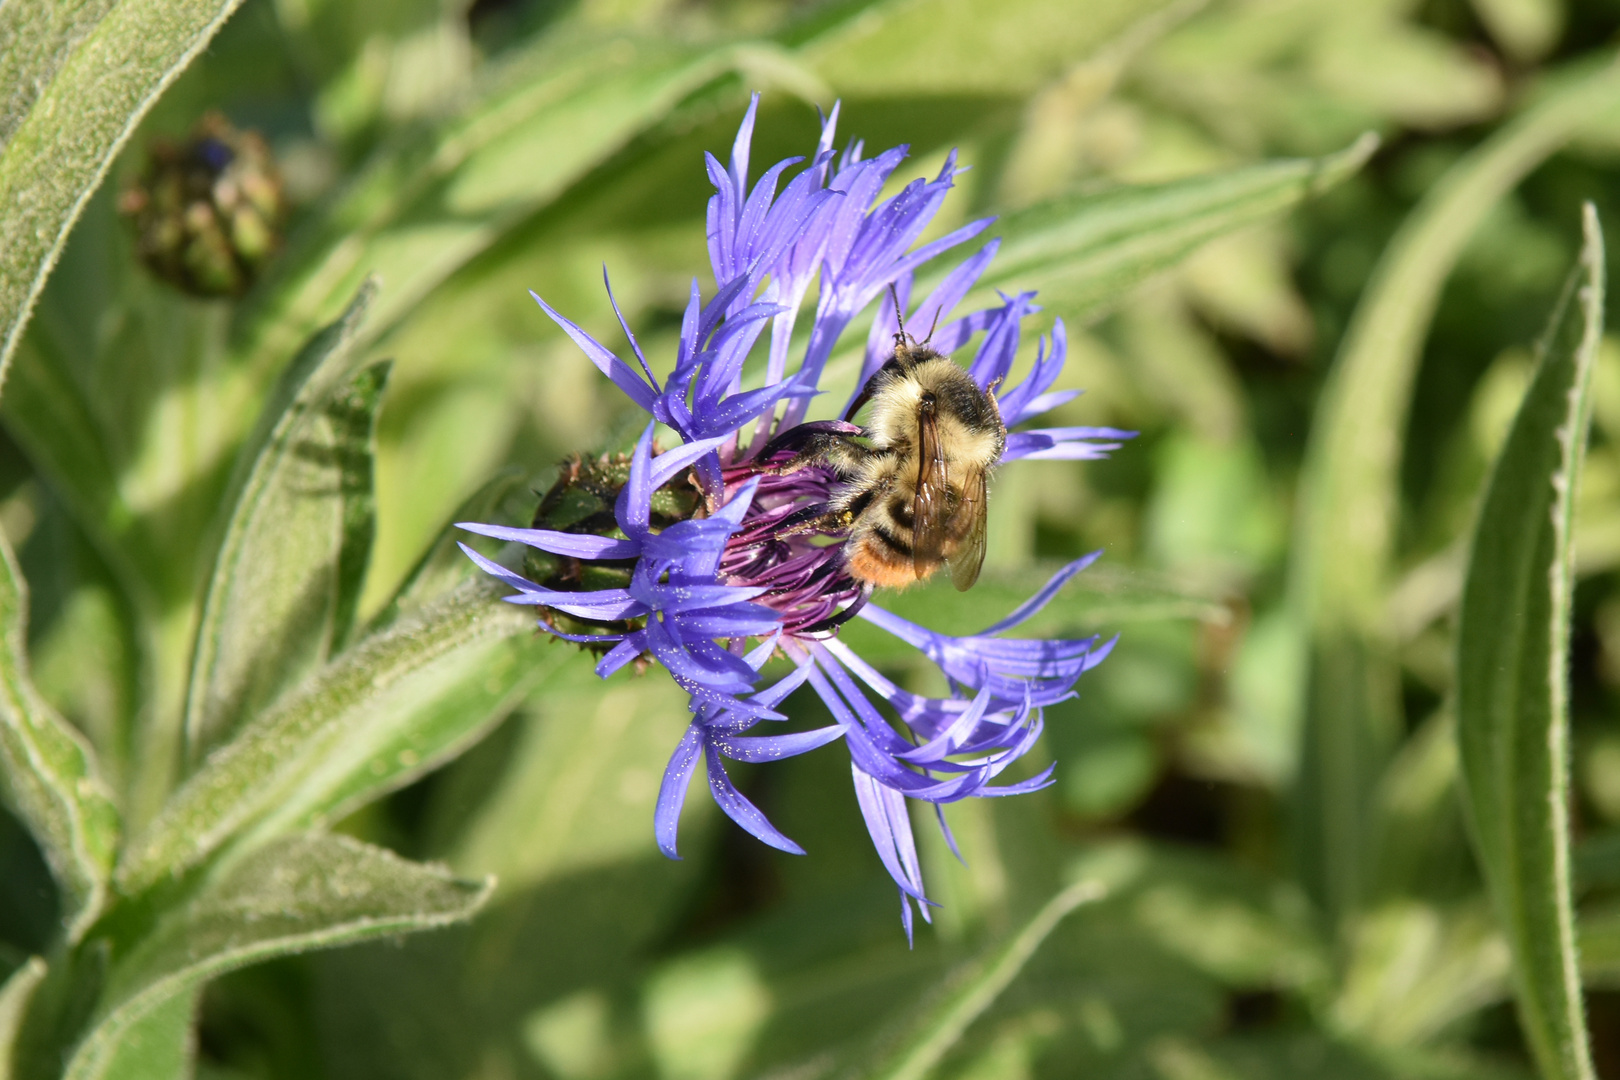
[1287,57,1620,924]
[66,833,491,1080]
[0,0,248,388]
[183,286,382,764]
[119,578,531,895]
[1456,203,1604,1080]
[0,532,120,942]
[858,879,1107,1080]
[919,133,1377,324]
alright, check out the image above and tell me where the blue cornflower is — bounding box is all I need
[458,95,1131,939]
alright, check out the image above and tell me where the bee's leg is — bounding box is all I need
[772,501,853,538]
[756,422,870,476]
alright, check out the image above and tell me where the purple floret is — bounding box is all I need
[459,93,1133,940]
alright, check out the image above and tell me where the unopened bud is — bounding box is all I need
[119,112,286,297]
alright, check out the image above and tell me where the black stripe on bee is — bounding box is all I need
[870,522,913,557]
[939,380,998,431]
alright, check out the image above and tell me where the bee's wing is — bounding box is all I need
[912,404,951,576]
[948,466,989,591]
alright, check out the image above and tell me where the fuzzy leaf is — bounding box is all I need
[1456,205,1603,1080]
[61,989,196,1080]
[0,533,120,941]
[253,630,570,838]
[0,0,247,386]
[183,286,382,763]
[119,579,530,894]
[65,833,490,1080]
[241,475,563,834]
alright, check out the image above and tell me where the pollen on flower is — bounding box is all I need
[456,93,1131,940]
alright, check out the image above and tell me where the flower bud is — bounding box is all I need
[119,112,285,296]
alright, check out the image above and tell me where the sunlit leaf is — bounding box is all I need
[0,533,120,942]
[119,577,529,895]
[804,0,1184,97]
[65,833,490,1080]
[1456,205,1603,1080]
[255,630,569,837]
[184,282,384,761]
[61,989,196,1080]
[0,0,248,386]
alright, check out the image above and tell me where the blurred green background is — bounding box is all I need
[8,0,1620,1077]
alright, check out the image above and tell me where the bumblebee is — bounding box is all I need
[765,295,1006,591]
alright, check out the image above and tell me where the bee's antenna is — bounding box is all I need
[888,282,911,346]
[920,305,941,347]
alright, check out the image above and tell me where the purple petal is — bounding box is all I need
[615,424,658,537]
[656,726,705,859]
[458,543,644,619]
[851,765,932,903]
[530,291,659,413]
[979,553,1104,635]
[1002,432,1126,462]
[714,725,845,762]
[534,619,626,645]
[456,521,640,560]
[897,686,993,764]
[651,431,734,490]
[596,635,646,679]
[602,266,658,388]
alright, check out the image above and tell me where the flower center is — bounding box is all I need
[523,431,868,644]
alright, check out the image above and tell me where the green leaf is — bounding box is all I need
[62,989,196,1080]
[66,833,491,1080]
[239,475,563,835]
[0,957,46,1080]
[0,0,248,387]
[932,133,1377,326]
[1332,900,1510,1048]
[252,630,570,837]
[0,532,120,941]
[1287,58,1620,927]
[857,879,1106,1080]
[183,286,382,763]
[119,578,530,895]
[1455,205,1603,1080]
